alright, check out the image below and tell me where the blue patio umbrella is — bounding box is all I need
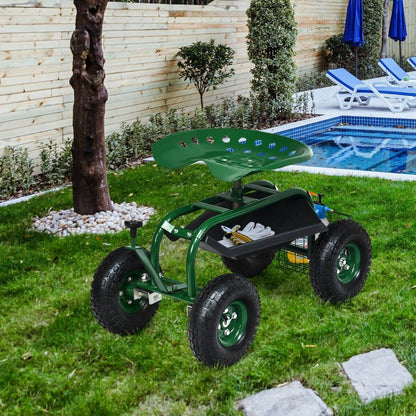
[342,0,364,77]
[389,0,407,66]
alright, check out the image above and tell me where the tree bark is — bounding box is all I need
[70,0,112,214]
[380,0,390,58]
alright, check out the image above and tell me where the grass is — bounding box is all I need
[1,162,416,415]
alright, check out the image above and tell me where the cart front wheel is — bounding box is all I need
[188,274,260,367]
[309,219,371,303]
[91,247,159,335]
[221,250,275,278]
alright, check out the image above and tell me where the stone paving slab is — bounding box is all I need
[342,348,414,404]
[238,380,333,416]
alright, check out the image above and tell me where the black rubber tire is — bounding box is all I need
[309,219,371,304]
[188,274,260,367]
[221,250,276,278]
[91,247,159,335]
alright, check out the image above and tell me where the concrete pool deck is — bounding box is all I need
[264,71,416,182]
[307,72,416,119]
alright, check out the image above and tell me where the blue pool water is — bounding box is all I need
[278,116,416,176]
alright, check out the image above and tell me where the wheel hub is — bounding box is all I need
[337,243,361,284]
[217,301,248,347]
[118,273,147,313]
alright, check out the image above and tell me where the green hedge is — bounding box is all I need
[0,94,313,200]
[246,0,297,118]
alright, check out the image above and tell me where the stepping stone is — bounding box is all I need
[342,348,414,404]
[239,380,333,416]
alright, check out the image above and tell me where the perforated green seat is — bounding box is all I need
[152,128,313,182]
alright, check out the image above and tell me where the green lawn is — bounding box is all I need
[1,163,416,415]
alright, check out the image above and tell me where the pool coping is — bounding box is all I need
[264,114,416,182]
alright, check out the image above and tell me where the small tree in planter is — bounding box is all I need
[246,0,297,119]
[177,39,235,109]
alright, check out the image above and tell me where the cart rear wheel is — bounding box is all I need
[221,250,275,278]
[188,274,260,367]
[309,219,371,303]
[91,247,159,335]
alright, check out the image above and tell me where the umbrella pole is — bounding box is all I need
[399,41,402,67]
[355,47,358,78]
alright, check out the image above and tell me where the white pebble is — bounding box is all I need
[31,202,155,238]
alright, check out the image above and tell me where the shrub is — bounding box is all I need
[0,94,314,199]
[246,0,297,119]
[296,71,332,92]
[39,139,72,186]
[361,0,383,78]
[177,39,235,109]
[293,91,315,116]
[325,34,356,73]
[203,95,271,130]
[106,109,195,170]
[325,0,383,79]
[106,129,132,171]
[106,120,151,170]
[0,146,34,199]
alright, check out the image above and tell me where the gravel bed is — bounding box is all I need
[31,202,155,237]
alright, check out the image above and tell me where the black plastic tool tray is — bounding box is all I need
[195,194,327,258]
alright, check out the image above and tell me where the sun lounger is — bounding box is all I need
[378,58,416,87]
[326,68,416,113]
[408,57,416,70]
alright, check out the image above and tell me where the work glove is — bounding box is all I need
[240,222,275,240]
[218,222,275,247]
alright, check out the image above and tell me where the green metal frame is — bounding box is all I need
[121,128,327,304]
[126,181,319,304]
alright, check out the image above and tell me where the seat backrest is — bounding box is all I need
[152,128,312,182]
[408,56,416,70]
[327,68,362,92]
[379,58,408,81]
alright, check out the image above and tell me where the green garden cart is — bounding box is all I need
[90,128,372,367]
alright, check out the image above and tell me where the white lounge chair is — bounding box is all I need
[326,68,416,113]
[378,58,416,87]
[408,56,416,70]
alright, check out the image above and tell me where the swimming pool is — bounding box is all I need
[273,116,416,181]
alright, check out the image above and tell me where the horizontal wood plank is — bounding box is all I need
[4,0,404,162]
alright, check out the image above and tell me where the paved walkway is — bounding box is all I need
[239,348,414,415]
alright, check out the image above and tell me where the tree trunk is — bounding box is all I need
[70,0,113,214]
[380,0,390,58]
[199,91,204,109]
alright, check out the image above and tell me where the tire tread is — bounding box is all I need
[309,219,371,303]
[90,247,159,335]
[188,274,260,367]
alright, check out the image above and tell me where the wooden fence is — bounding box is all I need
[2,0,251,160]
[0,0,381,160]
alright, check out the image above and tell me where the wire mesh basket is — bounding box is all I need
[276,237,309,274]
